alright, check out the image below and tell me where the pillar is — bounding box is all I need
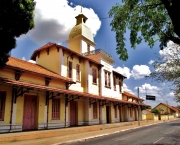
[99,105,104,124]
[85,98,91,125]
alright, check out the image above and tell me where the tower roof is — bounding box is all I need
[68,13,94,42]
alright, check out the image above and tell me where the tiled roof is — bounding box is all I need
[123,91,144,100]
[5,57,74,83]
[154,103,178,112]
[171,106,180,111]
[0,77,147,107]
[30,42,103,66]
[161,103,178,112]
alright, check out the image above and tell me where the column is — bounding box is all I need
[65,94,69,127]
[44,105,47,127]
[65,105,69,127]
[99,105,104,124]
[85,98,91,125]
[117,106,120,122]
[124,105,128,121]
[11,103,17,126]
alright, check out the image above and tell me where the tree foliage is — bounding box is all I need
[148,42,180,102]
[109,0,180,61]
[177,105,180,109]
[151,109,160,114]
[0,0,36,68]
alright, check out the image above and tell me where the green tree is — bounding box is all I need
[152,109,160,114]
[148,42,180,102]
[0,0,36,68]
[109,0,180,61]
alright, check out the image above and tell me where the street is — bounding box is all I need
[68,120,180,145]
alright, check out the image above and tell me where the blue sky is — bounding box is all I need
[11,0,179,108]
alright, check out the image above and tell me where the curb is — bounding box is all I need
[53,121,165,145]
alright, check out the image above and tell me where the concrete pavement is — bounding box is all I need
[0,118,179,145]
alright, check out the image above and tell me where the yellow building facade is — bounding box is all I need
[153,103,178,116]
[0,12,149,133]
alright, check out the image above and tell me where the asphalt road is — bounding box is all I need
[68,120,180,145]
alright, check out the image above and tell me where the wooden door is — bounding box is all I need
[70,101,76,126]
[23,95,37,130]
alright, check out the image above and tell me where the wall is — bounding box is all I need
[154,104,173,114]
[36,46,61,74]
[112,74,122,99]
[81,40,95,54]
[63,51,84,92]
[161,115,174,120]
[67,37,81,53]
[47,95,65,128]
[90,102,99,125]
[0,84,11,125]
[88,63,99,95]
[78,98,85,125]
[67,36,95,54]
[101,60,122,99]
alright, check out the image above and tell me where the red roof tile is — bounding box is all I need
[161,103,178,112]
[5,57,74,83]
[30,43,103,66]
[123,91,144,100]
[0,77,147,106]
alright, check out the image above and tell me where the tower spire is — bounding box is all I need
[80,0,82,13]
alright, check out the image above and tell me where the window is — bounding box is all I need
[68,61,72,78]
[108,73,111,87]
[113,76,116,91]
[93,102,97,119]
[52,98,60,120]
[105,72,107,86]
[92,68,97,84]
[0,92,6,121]
[76,64,80,81]
[104,71,111,88]
[114,106,117,118]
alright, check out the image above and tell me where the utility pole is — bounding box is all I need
[166,100,169,120]
[137,87,140,126]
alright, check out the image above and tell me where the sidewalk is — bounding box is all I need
[0,118,179,145]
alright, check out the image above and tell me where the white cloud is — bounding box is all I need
[18,0,101,45]
[148,60,154,65]
[131,65,151,80]
[133,83,179,108]
[138,83,160,92]
[114,66,131,79]
[122,83,134,94]
[22,57,26,61]
[134,83,163,105]
[168,92,174,97]
[28,60,36,64]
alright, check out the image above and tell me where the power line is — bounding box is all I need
[91,17,111,20]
